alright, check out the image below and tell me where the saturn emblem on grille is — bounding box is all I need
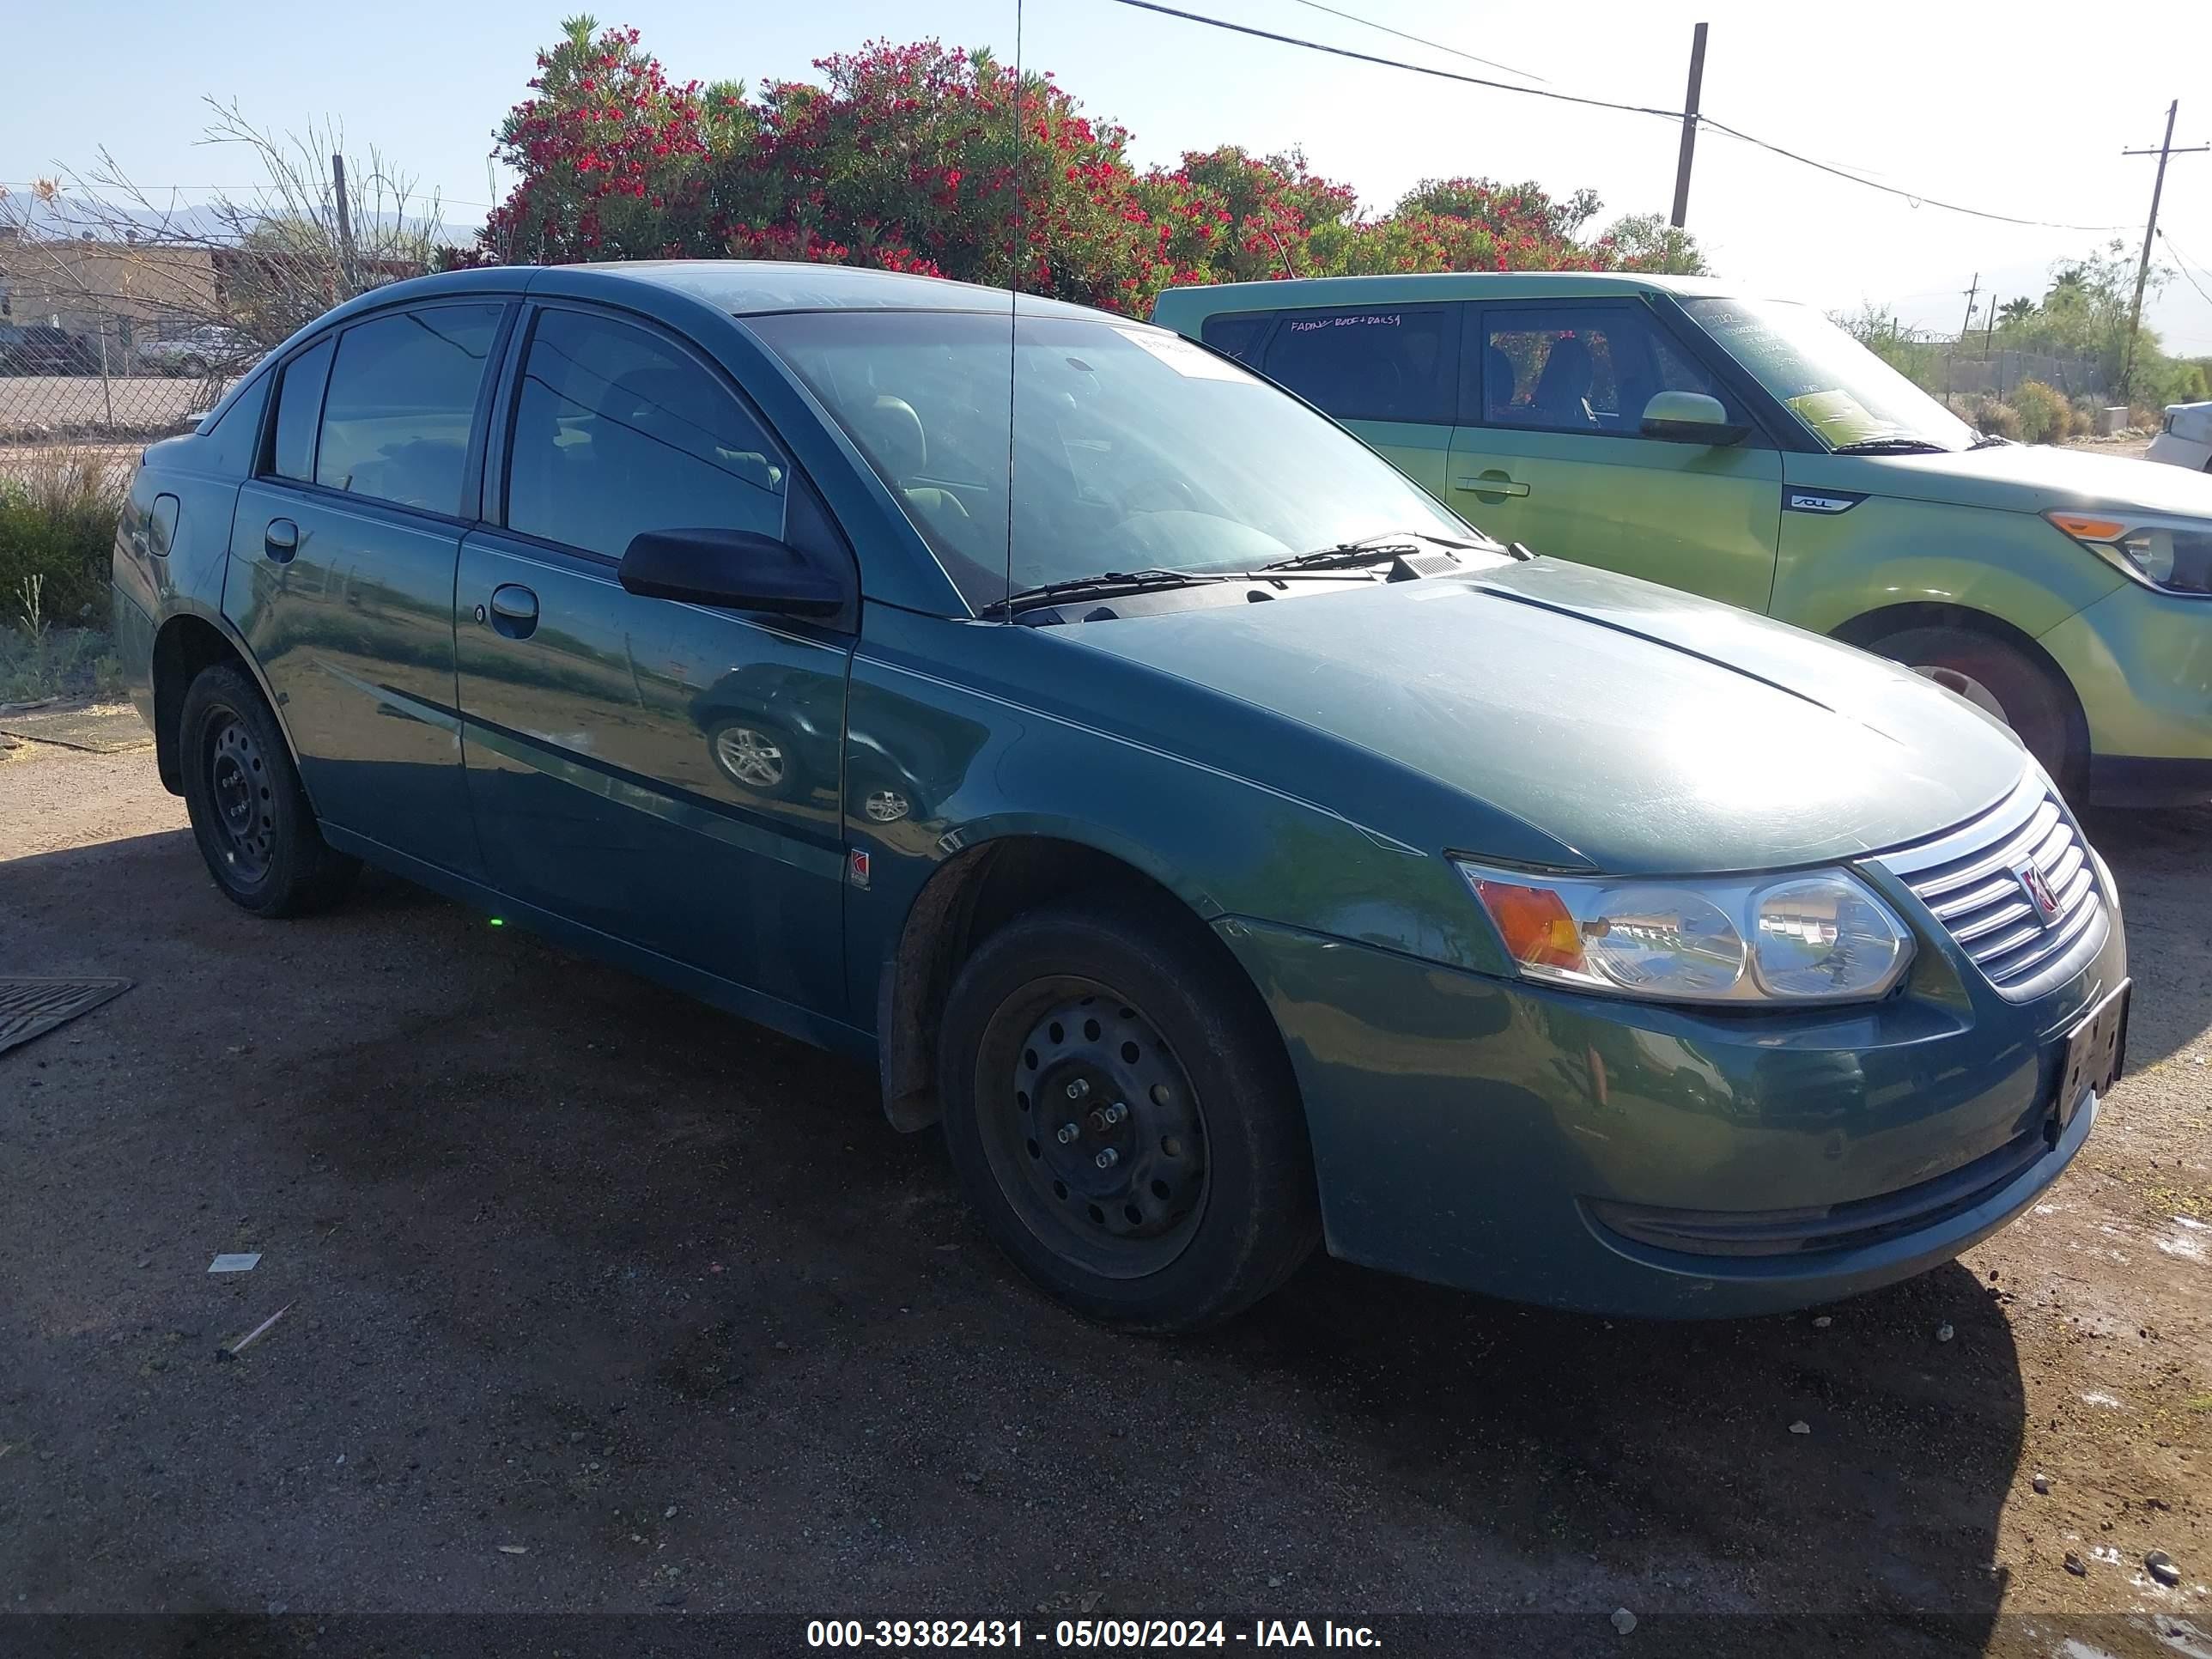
[2014,860,2062,922]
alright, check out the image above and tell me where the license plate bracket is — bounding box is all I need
[2052,980,2130,1139]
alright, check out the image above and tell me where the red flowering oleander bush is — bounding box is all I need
[470,17,1706,313]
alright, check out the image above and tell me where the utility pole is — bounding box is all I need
[331,154,358,295]
[1956,272,1980,343]
[1668,21,1708,230]
[1984,296,1999,354]
[2120,102,2209,403]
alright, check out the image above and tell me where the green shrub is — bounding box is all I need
[2011,379,2074,443]
[0,447,126,625]
[1973,398,2022,441]
[1943,393,2021,440]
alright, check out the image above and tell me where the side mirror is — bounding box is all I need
[1640,390,1749,447]
[618,528,848,619]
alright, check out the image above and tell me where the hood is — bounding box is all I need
[1063,557,2030,875]
[1850,440,2212,517]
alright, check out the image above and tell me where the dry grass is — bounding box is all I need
[0,445,129,702]
[0,442,129,625]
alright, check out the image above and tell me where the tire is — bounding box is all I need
[937,896,1320,1330]
[1869,624,2083,793]
[178,664,359,917]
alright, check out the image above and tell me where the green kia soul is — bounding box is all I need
[1153,273,2212,805]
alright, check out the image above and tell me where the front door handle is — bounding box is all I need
[264,518,299,562]
[1452,475,1530,497]
[488,583,539,640]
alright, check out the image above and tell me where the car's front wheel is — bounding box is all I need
[937,896,1320,1330]
[178,664,359,917]
[1870,624,2083,793]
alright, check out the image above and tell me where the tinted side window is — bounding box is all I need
[505,308,787,561]
[202,368,272,477]
[1261,306,1456,423]
[269,337,334,483]
[1200,312,1273,367]
[1479,305,1735,435]
[314,304,502,513]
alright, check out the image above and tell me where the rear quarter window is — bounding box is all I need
[1260,305,1458,424]
[269,337,335,484]
[196,368,270,477]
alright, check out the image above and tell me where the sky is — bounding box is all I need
[7,0,2212,357]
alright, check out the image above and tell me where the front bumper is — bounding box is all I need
[2037,582,2212,799]
[1217,890,2125,1317]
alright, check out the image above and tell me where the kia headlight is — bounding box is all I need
[1457,863,1914,1006]
[2045,510,2212,597]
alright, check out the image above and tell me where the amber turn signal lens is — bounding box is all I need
[2046,512,2126,542]
[1472,878,1584,971]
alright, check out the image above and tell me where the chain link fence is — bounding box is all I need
[1,224,430,449]
[1928,346,2109,403]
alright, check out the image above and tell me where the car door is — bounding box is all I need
[222,300,509,878]
[1446,301,1784,614]
[453,302,855,1017]
[1254,302,1461,502]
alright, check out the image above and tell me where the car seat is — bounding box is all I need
[1531,336,1594,428]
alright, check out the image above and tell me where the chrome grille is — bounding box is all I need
[1876,773,2108,1001]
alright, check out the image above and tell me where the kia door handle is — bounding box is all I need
[487,583,539,640]
[264,518,299,562]
[1453,476,1530,497]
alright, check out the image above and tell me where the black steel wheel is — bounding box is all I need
[938,895,1319,1329]
[977,980,1209,1279]
[204,712,276,884]
[179,664,358,917]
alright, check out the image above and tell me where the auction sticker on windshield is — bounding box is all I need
[1113,326,1252,380]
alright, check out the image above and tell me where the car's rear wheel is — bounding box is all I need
[1869,624,2082,793]
[179,665,358,917]
[937,897,1319,1330]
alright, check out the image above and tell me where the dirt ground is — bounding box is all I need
[2063,433,2160,463]
[0,729,2206,1657]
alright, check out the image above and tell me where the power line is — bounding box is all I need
[1097,0,1681,122]
[1697,117,2128,233]
[3,181,497,210]
[1280,0,1549,86]
[2161,232,2212,312]
[1097,0,2134,234]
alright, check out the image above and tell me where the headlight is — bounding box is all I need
[2045,510,2212,597]
[1456,862,1914,1006]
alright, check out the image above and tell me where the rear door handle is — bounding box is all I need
[264,518,299,562]
[1452,476,1530,497]
[487,583,539,639]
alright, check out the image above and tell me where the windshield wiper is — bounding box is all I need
[1968,433,2013,449]
[987,568,1229,617]
[1831,436,1953,455]
[1261,530,1490,572]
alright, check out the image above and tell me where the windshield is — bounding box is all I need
[747,310,1475,610]
[1680,297,1978,453]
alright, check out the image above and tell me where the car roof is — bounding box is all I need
[1149,270,1749,326]
[329,259,1112,324]
[580,259,1106,319]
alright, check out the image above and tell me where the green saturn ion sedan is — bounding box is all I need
[1153,272,2212,806]
[113,262,2129,1329]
